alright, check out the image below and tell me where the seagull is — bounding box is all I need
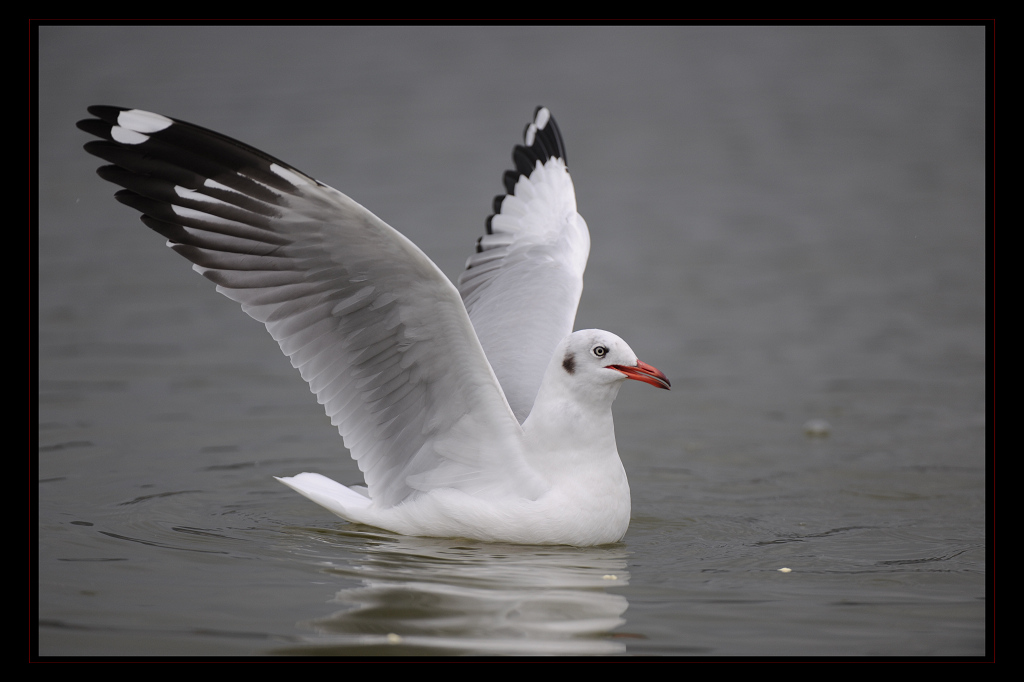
[78,105,670,546]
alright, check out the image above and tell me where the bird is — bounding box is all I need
[78,105,670,546]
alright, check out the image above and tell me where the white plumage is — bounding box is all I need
[79,106,669,546]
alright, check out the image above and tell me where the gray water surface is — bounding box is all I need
[38,25,987,656]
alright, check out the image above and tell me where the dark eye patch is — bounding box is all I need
[562,352,576,375]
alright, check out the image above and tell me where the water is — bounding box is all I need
[37,25,987,656]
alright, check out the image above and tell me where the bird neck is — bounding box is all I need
[521,374,623,476]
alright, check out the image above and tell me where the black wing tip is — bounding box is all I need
[512,105,567,173]
[475,106,570,251]
[524,106,566,166]
[85,104,131,120]
[77,107,142,142]
[79,106,168,136]
[501,169,518,196]
[79,104,316,209]
[491,195,504,215]
[76,118,105,138]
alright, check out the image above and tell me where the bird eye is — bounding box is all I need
[592,345,608,358]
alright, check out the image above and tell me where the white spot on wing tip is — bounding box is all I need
[118,109,173,134]
[111,126,150,145]
[535,107,551,130]
[524,123,537,147]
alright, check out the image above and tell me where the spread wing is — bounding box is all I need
[458,107,590,423]
[78,106,534,507]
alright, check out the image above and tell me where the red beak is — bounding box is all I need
[608,359,671,390]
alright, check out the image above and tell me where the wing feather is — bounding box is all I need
[79,106,535,507]
[458,107,590,423]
